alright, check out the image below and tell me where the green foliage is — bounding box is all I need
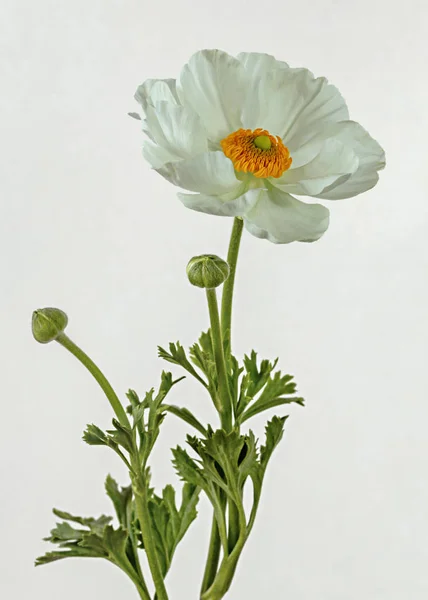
[158,342,208,388]
[235,350,304,424]
[162,404,207,436]
[142,483,200,577]
[189,331,216,382]
[260,416,288,468]
[159,335,303,428]
[35,508,129,567]
[173,414,290,550]
[105,475,133,528]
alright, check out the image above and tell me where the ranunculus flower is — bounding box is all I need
[132,50,385,244]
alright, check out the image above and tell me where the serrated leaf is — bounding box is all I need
[35,546,102,566]
[158,342,207,388]
[126,389,141,408]
[239,368,304,423]
[243,351,278,399]
[106,419,134,453]
[82,424,108,446]
[103,525,129,562]
[79,532,108,555]
[189,330,217,386]
[240,395,304,423]
[172,447,205,489]
[147,482,200,577]
[162,404,207,435]
[260,416,288,469]
[105,475,132,528]
[52,509,112,534]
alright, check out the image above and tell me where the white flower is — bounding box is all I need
[133,50,385,244]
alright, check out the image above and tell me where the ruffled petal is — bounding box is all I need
[243,186,330,243]
[134,79,179,113]
[242,67,349,141]
[273,138,359,196]
[313,121,385,199]
[142,140,180,169]
[177,50,247,142]
[144,101,208,162]
[178,188,260,217]
[157,151,242,195]
[236,52,289,77]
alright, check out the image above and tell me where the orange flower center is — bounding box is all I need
[221,128,292,179]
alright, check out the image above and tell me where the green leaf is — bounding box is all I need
[260,416,288,469]
[189,330,217,386]
[106,419,134,453]
[162,404,207,435]
[158,342,207,387]
[35,546,102,565]
[36,506,135,573]
[105,475,133,528]
[172,446,206,489]
[52,509,112,534]
[240,395,304,423]
[126,388,141,409]
[82,424,108,446]
[147,482,200,577]
[102,525,129,563]
[244,351,278,398]
[239,368,304,423]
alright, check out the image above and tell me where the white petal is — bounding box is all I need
[177,50,246,142]
[157,151,242,195]
[178,188,260,217]
[243,186,330,244]
[236,52,289,77]
[134,79,178,112]
[142,140,181,169]
[242,67,348,141]
[145,101,208,160]
[313,121,385,199]
[274,138,359,196]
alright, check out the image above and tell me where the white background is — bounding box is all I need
[1,1,427,598]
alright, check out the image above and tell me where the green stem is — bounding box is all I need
[132,462,169,600]
[201,500,247,600]
[227,500,240,553]
[220,218,244,555]
[126,499,150,598]
[206,288,232,432]
[201,218,244,595]
[200,509,223,595]
[56,333,130,429]
[220,217,244,361]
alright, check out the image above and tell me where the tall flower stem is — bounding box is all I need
[220,217,244,554]
[201,218,244,596]
[220,217,244,361]
[56,333,131,429]
[205,288,233,432]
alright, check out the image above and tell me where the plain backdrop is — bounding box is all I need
[1,1,427,598]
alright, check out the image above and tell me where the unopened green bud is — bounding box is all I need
[186,254,229,289]
[32,307,68,344]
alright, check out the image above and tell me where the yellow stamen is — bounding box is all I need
[221,128,292,179]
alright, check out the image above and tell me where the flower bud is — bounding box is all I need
[186,254,229,289]
[32,307,68,344]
